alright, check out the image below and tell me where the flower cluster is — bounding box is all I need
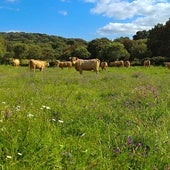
[113,136,150,158]
[41,105,51,110]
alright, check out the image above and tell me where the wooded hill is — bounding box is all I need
[0,19,170,66]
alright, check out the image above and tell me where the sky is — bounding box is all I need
[0,0,170,41]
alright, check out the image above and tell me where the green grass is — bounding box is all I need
[0,65,170,170]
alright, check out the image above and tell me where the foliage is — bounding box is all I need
[71,46,91,59]
[130,39,149,60]
[103,42,130,61]
[87,38,112,60]
[147,19,170,58]
[133,30,149,40]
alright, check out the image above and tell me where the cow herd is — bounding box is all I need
[11,58,170,74]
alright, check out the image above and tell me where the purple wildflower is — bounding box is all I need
[113,147,121,154]
[137,143,142,147]
[127,136,133,146]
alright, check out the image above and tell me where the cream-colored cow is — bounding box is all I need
[29,59,49,72]
[74,58,100,74]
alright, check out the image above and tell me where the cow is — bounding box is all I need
[109,60,124,67]
[124,60,131,68]
[56,60,72,69]
[101,61,108,70]
[12,59,20,67]
[144,60,151,67]
[70,57,79,65]
[74,58,100,74]
[29,59,49,72]
[164,62,170,69]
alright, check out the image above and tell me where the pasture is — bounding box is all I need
[0,65,169,170]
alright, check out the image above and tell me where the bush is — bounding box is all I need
[150,56,166,66]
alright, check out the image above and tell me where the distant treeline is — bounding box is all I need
[0,19,170,66]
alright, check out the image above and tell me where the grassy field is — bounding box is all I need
[0,65,169,170]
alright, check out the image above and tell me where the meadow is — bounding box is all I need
[0,65,169,170]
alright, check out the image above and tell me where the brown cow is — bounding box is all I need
[109,60,124,67]
[101,61,108,70]
[29,59,49,72]
[74,58,100,74]
[144,60,151,67]
[70,57,78,64]
[56,60,72,69]
[12,59,20,66]
[164,62,170,69]
[124,60,131,68]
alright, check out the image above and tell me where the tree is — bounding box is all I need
[13,43,28,59]
[71,46,90,59]
[114,37,134,54]
[26,45,42,59]
[147,19,170,58]
[103,42,130,61]
[130,39,149,60]
[88,38,112,60]
[0,36,5,59]
[133,30,149,40]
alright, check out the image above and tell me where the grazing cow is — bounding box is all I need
[109,60,124,67]
[12,59,20,66]
[56,60,72,69]
[164,62,170,69]
[144,60,151,67]
[124,60,131,68]
[74,58,100,74]
[101,61,108,70]
[29,59,49,72]
[70,57,79,65]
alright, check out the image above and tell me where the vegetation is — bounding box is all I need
[0,66,169,169]
[0,19,170,66]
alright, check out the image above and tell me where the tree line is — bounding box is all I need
[0,19,170,66]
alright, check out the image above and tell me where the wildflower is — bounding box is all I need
[41,105,51,110]
[81,133,86,137]
[113,147,121,154]
[17,152,22,156]
[46,106,50,110]
[27,113,34,118]
[2,102,6,104]
[52,118,56,122]
[0,120,3,123]
[127,136,133,146]
[58,120,64,123]
[6,155,12,159]
[16,106,21,111]
[137,143,142,147]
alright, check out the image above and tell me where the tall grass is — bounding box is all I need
[0,65,169,169]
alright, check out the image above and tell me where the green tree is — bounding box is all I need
[71,46,90,59]
[133,30,149,40]
[26,45,42,59]
[147,19,170,58]
[0,36,5,59]
[13,43,28,59]
[131,39,149,60]
[103,42,130,61]
[88,38,112,60]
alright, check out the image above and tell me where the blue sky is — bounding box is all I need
[0,0,170,41]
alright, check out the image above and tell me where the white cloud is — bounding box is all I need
[85,0,170,37]
[58,10,68,16]
[6,30,21,33]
